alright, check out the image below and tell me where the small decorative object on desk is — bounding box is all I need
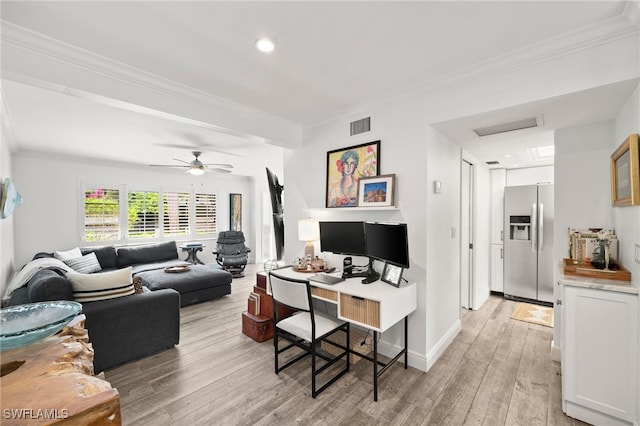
[292,256,328,273]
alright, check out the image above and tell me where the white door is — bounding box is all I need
[461,160,473,309]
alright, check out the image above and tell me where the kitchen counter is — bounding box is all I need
[558,267,638,294]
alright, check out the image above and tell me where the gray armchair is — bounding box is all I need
[212,231,251,278]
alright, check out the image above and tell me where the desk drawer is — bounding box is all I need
[311,286,338,302]
[340,294,380,329]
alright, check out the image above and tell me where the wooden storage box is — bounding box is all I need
[563,258,631,282]
[242,311,273,342]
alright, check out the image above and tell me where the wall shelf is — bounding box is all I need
[306,207,400,212]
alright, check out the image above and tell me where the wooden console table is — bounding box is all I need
[0,316,121,425]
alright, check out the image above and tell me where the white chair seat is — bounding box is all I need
[277,311,345,342]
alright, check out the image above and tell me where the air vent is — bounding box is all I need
[350,117,371,136]
[473,117,539,137]
[486,161,500,165]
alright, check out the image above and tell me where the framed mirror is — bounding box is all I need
[610,133,639,207]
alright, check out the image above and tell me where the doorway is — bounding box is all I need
[461,159,474,309]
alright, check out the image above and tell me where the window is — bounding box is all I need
[195,193,217,235]
[127,191,159,239]
[164,191,190,236]
[82,185,217,243]
[84,188,120,241]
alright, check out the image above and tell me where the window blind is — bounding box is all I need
[163,191,190,236]
[195,193,217,235]
[128,191,159,239]
[84,188,120,241]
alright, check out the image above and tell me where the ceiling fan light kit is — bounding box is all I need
[150,151,233,175]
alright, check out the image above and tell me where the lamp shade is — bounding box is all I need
[298,219,319,242]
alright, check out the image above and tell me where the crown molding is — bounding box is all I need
[309,7,640,130]
[0,20,302,145]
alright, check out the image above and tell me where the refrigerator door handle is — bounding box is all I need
[538,203,543,253]
[531,203,537,253]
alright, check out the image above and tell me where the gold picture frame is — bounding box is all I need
[610,133,639,207]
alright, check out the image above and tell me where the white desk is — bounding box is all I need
[271,267,417,401]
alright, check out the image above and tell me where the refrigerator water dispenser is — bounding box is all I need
[509,216,531,240]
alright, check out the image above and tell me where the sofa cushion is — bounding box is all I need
[54,247,82,261]
[81,246,118,269]
[117,241,178,267]
[68,267,135,302]
[64,252,102,274]
[137,264,232,293]
[27,269,74,302]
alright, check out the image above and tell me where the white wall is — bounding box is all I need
[10,152,261,269]
[285,97,461,371]
[612,81,640,424]
[552,120,617,351]
[0,119,16,302]
[613,84,640,284]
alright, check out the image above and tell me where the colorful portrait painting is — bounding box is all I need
[326,141,380,208]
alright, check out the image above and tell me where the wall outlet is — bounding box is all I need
[635,242,640,265]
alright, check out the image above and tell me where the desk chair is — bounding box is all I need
[269,272,350,398]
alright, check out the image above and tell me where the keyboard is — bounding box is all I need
[308,274,345,285]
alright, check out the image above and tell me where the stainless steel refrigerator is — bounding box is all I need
[503,183,554,304]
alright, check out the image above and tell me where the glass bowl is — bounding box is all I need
[0,301,82,351]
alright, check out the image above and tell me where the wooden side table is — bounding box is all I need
[0,315,121,425]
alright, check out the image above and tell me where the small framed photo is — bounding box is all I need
[381,263,403,287]
[357,174,395,207]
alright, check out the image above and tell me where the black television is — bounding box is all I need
[364,222,410,268]
[266,167,284,261]
[319,221,366,256]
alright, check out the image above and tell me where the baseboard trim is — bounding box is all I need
[377,341,428,372]
[551,340,561,363]
[426,319,462,371]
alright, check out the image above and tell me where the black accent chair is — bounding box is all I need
[269,272,350,398]
[212,231,251,278]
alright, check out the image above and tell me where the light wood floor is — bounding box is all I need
[105,264,589,425]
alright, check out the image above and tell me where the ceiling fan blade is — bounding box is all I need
[208,168,232,174]
[171,158,191,164]
[149,164,189,168]
[203,163,234,168]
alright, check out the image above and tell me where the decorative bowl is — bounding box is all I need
[0,301,82,351]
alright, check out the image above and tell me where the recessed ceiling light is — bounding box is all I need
[256,38,275,53]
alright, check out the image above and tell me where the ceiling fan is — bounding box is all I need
[150,151,233,175]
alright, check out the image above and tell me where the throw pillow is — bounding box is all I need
[54,247,82,261]
[68,266,134,302]
[64,252,102,274]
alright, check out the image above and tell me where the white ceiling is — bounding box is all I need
[1,1,637,172]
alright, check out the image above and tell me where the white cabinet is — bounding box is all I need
[490,169,506,244]
[561,283,638,426]
[490,244,503,292]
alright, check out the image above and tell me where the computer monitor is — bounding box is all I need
[319,221,366,256]
[364,222,410,268]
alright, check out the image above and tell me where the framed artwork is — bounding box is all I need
[326,140,380,208]
[610,133,639,207]
[357,174,395,207]
[229,193,242,231]
[381,263,403,287]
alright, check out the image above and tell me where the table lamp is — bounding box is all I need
[298,218,320,258]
